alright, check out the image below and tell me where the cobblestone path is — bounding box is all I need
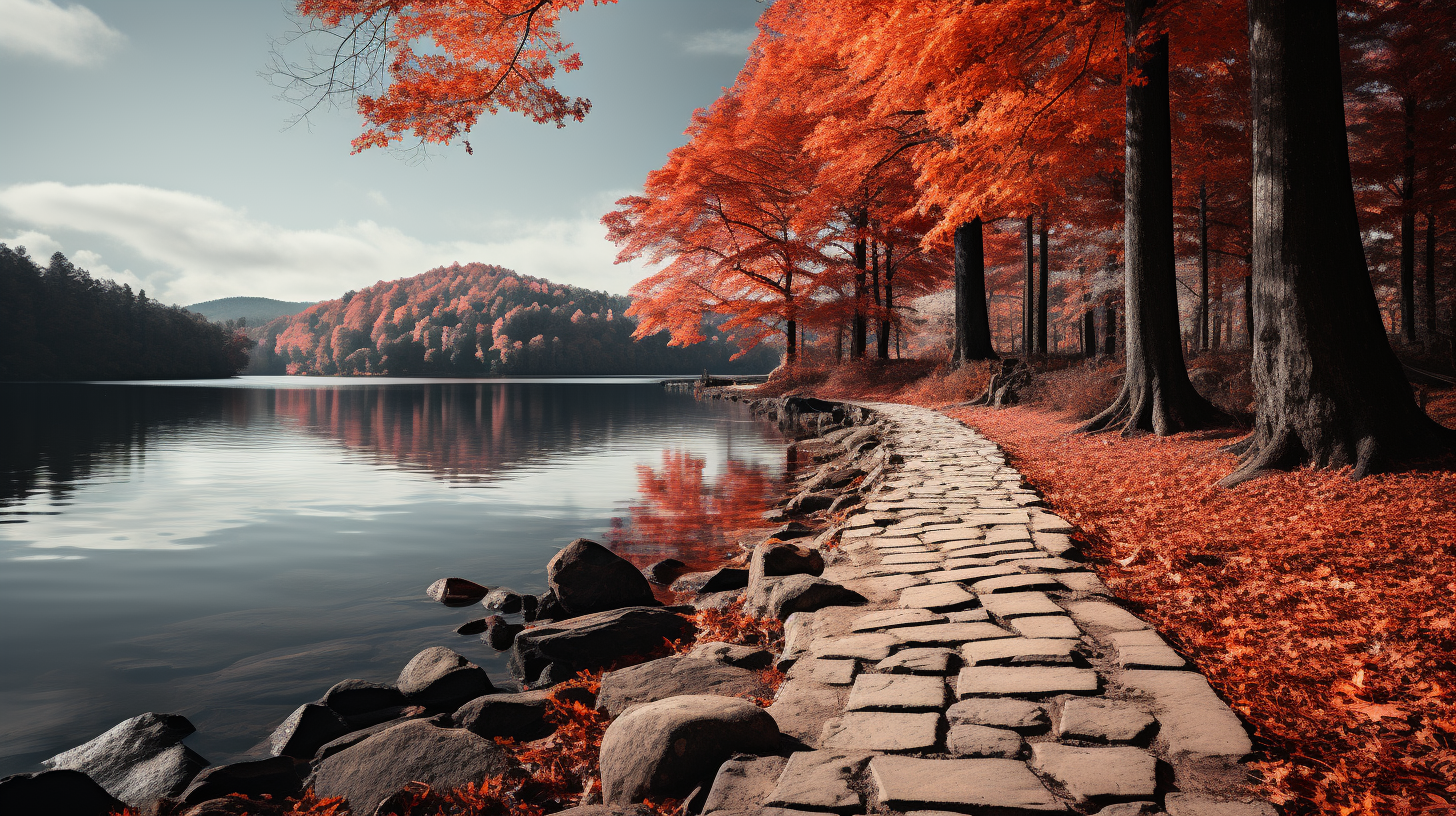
[711,403,1275,816]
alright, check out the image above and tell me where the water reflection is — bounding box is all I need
[0,379,786,774]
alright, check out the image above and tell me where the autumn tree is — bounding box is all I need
[272,0,614,152]
[1221,0,1456,486]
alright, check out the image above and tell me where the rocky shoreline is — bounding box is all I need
[0,394,1273,816]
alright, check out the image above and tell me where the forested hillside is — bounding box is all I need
[249,262,778,376]
[185,296,316,326]
[0,244,253,381]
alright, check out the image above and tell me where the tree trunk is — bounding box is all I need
[1023,214,1035,356]
[786,318,797,364]
[1037,213,1050,355]
[1400,95,1417,342]
[878,242,892,360]
[1222,0,1453,486]
[1426,211,1437,336]
[1084,309,1097,358]
[954,218,999,362]
[1244,270,1254,346]
[1081,0,1227,435]
[852,210,868,360]
[1104,301,1117,357]
[1199,181,1210,351]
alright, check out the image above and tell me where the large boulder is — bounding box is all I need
[452,690,555,740]
[646,558,687,585]
[548,539,659,616]
[307,719,514,814]
[311,709,430,764]
[176,757,301,808]
[482,587,524,614]
[396,647,495,711]
[749,542,825,586]
[0,770,126,816]
[686,641,775,671]
[598,696,779,804]
[425,577,490,606]
[596,657,772,718]
[746,575,866,620]
[481,616,524,651]
[318,679,406,718]
[265,703,351,760]
[42,712,208,807]
[510,606,695,689]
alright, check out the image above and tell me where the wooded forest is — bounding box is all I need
[249,262,779,376]
[0,244,254,381]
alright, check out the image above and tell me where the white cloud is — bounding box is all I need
[0,0,125,66]
[365,190,389,207]
[682,28,756,56]
[1,228,61,258]
[0,182,652,305]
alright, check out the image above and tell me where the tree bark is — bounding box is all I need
[872,240,890,359]
[1081,0,1227,435]
[1221,0,1453,487]
[1244,270,1254,346]
[1199,181,1210,351]
[1400,95,1417,342]
[1037,213,1050,355]
[786,318,797,364]
[878,242,893,360]
[1023,214,1035,356]
[954,218,998,362]
[852,210,868,360]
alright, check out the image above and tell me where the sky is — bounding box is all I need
[0,0,766,306]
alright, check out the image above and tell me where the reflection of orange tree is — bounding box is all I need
[610,451,777,570]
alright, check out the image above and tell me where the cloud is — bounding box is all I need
[0,0,125,66]
[1,228,61,258]
[0,182,652,305]
[682,28,756,56]
[365,190,389,207]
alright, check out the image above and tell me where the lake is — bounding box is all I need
[0,377,788,775]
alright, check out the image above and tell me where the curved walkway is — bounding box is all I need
[719,403,1275,815]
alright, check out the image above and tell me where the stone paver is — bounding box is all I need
[1028,744,1158,805]
[821,712,941,752]
[957,666,1100,697]
[869,756,1065,813]
[846,674,949,712]
[738,401,1268,815]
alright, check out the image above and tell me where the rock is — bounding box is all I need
[0,770,126,816]
[177,758,301,808]
[844,674,949,712]
[768,522,818,541]
[396,647,495,710]
[482,588,525,613]
[750,541,825,584]
[868,756,1063,813]
[426,577,489,606]
[555,807,652,816]
[481,616,523,651]
[946,698,1050,734]
[520,593,540,620]
[820,712,940,752]
[685,641,774,670]
[960,637,1081,666]
[1121,670,1253,763]
[787,489,837,513]
[181,798,259,816]
[1098,804,1161,816]
[510,606,695,688]
[1057,698,1157,744]
[765,676,845,747]
[898,583,978,612]
[531,590,569,622]
[42,712,208,807]
[598,695,779,804]
[748,575,866,620]
[799,658,857,686]
[319,679,407,717]
[597,657,771,718]
[892,621,1016,647]
[765,751,870,813]
[1028,743,1157,805]
[307,720,514,813]
[1108,630,1188,669]
[851,608,947,632]
[266,703,351,759]
[646,558,687,585]
[980,592,1064,619]
[311,709,430,763]
[548,539,659,616]
[947,724,1024,758]
[1009,616,1084,640]
[701,755,788,814]
[1063,600,1151,632]
[672,568,750,595]
[452,690,554,740]
[456,618,490,635]
[809,633,899,661]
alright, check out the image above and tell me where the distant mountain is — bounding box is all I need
[185,297,316,326]
[248,262,778,376]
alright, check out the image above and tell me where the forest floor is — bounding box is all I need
[760,360,1456,816]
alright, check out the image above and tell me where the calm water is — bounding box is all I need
[0,377,787,775]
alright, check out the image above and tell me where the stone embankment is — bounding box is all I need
[0,395,1275,816]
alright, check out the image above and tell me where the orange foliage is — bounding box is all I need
[687,598,785,655]
[941,404,1456,815]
